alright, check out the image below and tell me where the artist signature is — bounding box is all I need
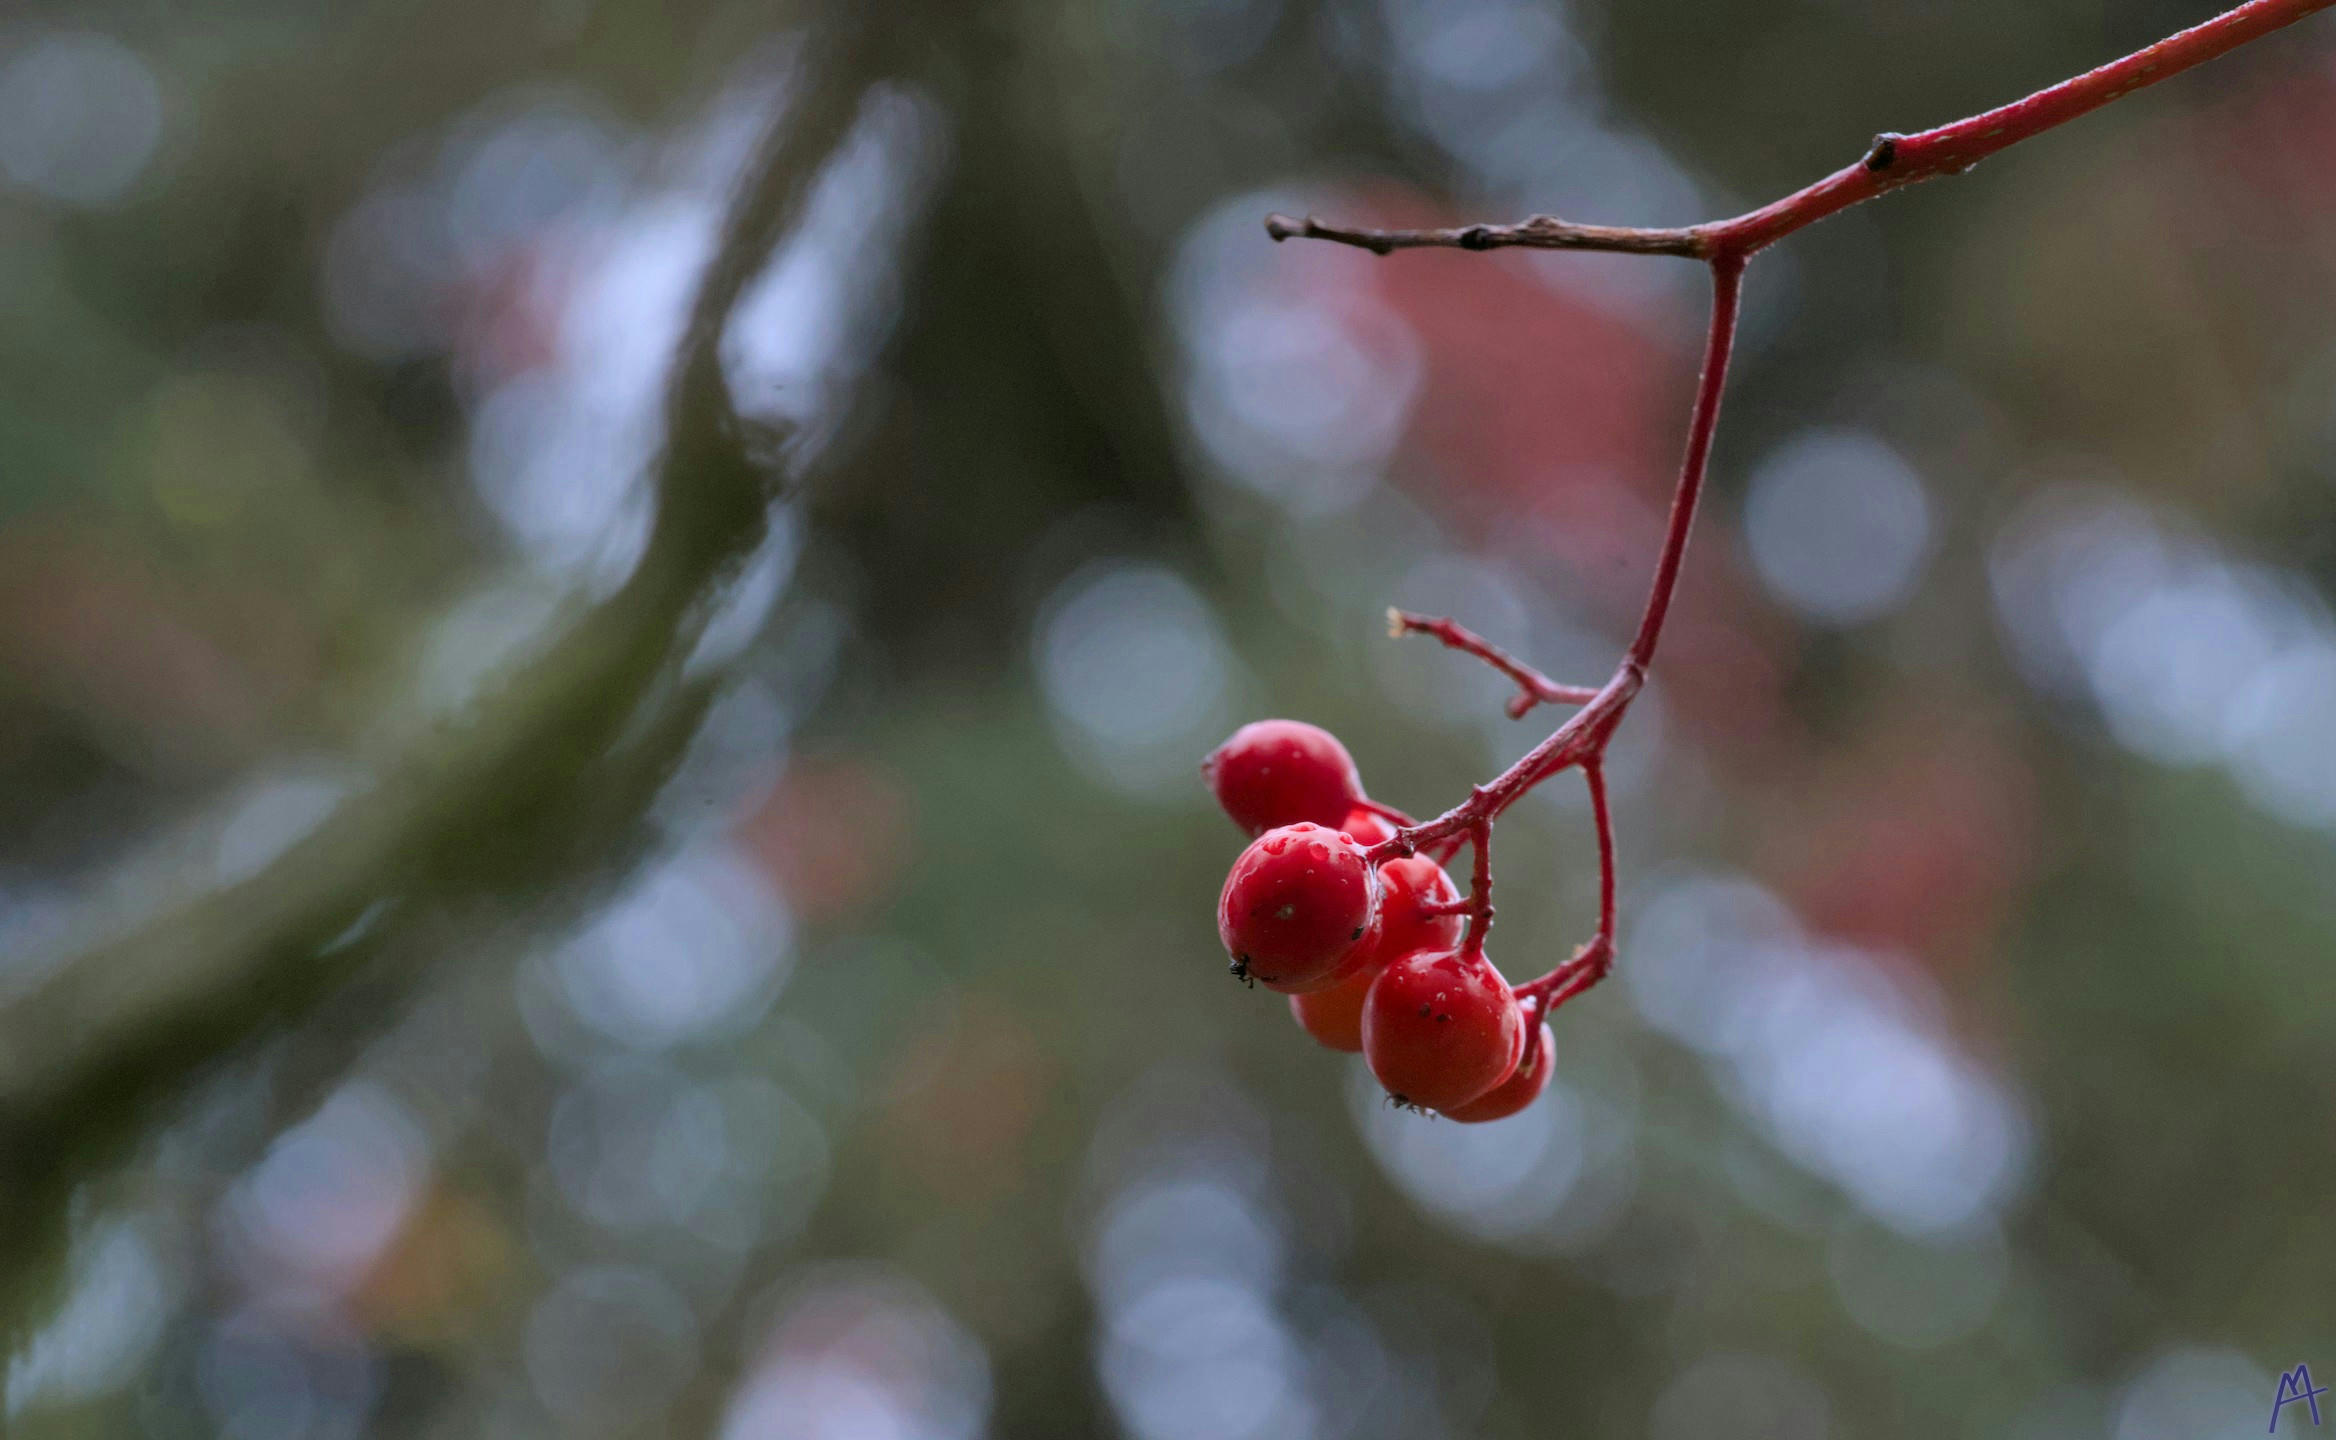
[2274,1365,2330,1432]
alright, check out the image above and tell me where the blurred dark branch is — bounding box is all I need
[0,9,875,1313]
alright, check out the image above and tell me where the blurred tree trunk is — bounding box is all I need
[809,2,1199,679]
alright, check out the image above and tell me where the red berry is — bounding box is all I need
[1289,853,1462,1044]
[1442,1021,1554,1122]
[1340,806,1396,846]
[1294,853,1462,996]
[1204,720,1364,836]
[1358,855,1464,969]
[1288,964,1373,1051]
[1272,901,1384,996]
[1361,948,1523,1112]
[1217,823,1379,991]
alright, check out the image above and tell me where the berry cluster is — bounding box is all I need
[1204,718,1556,1121]
[1226,0,2332,1117]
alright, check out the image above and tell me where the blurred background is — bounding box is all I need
[2,0,2334,1435]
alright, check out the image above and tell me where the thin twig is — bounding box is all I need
[1272,0,2334,265]
[1585,759,1616,948]
[1391,609,1599,717]
[1515,761,1618,1011]
[1266,212,1705,258]
[1623,258,1744,674]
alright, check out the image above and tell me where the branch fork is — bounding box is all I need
[1295,0,2333,1014]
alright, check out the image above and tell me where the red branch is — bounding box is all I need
[1271,0,2335,268]
[1321,0,2333,1011]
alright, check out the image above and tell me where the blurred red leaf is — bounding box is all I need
[735,753,915,923]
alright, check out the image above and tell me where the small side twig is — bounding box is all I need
[1390,609,1599,718]
[1266,212,1706,258]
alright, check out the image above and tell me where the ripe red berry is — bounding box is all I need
[1203,720,1365,836]
[1274,902,1384,996]
[1217,823,1379,991]
[1442,1021,1554,1122]
[1288,964,1373,1050]
[1339,806,1396,846]
[1357,855,1463,969]
[1361,948,1523,1112]
[1293,851,1450,982]
[1289,853,1462,1048]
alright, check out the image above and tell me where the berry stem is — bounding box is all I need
[1586,758,1616,950]
[1509,757,1622,1011]
[1461,816,1494,955]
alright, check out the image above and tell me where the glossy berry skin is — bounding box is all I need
[1289,853,1463,1046]
[1296,854,1452,988]
[1362,948,1523,1112]
[1443,1021,1554,1122]
[1288,963,1373,1051]
[1218,823,1379,991]
[1339,806,1396,847]
[1270,903,1382,996]
[1356,856,1463,972]
[1283,845,1438,1047]
[1204,720,1365,836]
